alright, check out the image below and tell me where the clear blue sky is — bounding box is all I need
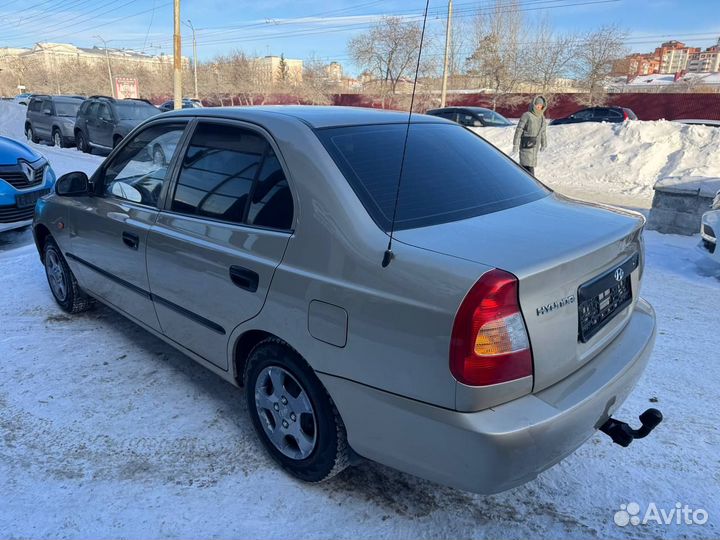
[0,0,718,75]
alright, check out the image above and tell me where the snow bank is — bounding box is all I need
[475,120,720,207]
[0,101,103,177]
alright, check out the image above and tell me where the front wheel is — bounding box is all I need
[52,129,64,148]
[26,125,37,143]
[76,131,90,154]
[43,238,93,314]
[245,339,350,482]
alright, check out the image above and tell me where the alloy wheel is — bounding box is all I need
[45,249,67,302]
[53,131,62,147]
[254,366,318,460]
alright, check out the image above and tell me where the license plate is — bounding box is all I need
[16,189,50,208]
[577,253,639,343]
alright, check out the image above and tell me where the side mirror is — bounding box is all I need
[56,171,89,196]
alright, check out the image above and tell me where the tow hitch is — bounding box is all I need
[600,408,663,447]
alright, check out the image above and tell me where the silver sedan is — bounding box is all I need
[33,106,658,493]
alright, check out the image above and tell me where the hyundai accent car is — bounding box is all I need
[33,106,658,493]
[1,136,56,233]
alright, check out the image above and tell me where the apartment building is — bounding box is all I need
[0,42,187,72]
[252,55,303,85]
[687,38,720,73]
[654,40,701,74]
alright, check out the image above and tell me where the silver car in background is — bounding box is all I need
[33,106,658,494]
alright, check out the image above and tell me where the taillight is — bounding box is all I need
[623,110,629,121]
[450,269,533,386]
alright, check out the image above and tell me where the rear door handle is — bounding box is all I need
[122,231,139,250]
[229,265,259,292]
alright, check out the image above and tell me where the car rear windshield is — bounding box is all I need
[55,102,80,117]
[316,123,548,231]
[115,101,158,121]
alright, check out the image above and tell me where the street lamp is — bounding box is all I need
[94,35,115,98]
[183,19,199,100]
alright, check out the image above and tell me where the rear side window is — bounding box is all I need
[316,123,548,231]
[171,123,294,229]
[171,123,263,224]
[246,147,293,230]
[29,99,42,113]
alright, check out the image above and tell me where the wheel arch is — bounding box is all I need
[33,223,52,262]
[233,329,275,386]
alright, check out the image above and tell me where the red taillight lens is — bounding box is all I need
[450,269,533,386]
[623,110,629,121]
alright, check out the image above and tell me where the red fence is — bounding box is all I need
[163,92,720,121]
[333,92,720,121]
[442,93,720,121]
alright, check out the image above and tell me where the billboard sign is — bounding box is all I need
[114,77,139,99]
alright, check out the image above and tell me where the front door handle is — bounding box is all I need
[122,231,139,250]
[229,265,259,292]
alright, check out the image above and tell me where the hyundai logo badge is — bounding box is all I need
[614,268,625,282]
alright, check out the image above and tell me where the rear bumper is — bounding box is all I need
[321,298,656,494]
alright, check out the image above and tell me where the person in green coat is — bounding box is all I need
[512,95,548,176]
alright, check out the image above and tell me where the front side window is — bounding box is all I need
[97,103,112,122]
[103,123,186,206]
[316,123,548,231]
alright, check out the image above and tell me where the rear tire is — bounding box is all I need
[245,338,350,482]
[43,238,94,314]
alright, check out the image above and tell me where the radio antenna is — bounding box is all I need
[382,0,431,268]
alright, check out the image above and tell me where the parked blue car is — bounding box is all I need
[0,135,56,233]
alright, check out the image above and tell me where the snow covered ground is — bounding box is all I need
[1,101,719,539]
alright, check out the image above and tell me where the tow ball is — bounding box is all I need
[599,408,663,447]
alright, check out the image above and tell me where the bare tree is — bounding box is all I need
[466,0,528,110]
[348,16,424,107]
[526,17,578,96]
[297,55,337,105]
[574,25,628,105]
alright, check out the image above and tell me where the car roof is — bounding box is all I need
[160,105,447,128]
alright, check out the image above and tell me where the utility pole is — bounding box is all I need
[94,35,115,98]
[440,0,453,108]
[184,19,198,100]
[173,0,182,110]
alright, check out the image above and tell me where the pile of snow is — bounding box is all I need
[476,120,720,207]
[0,101,103,178]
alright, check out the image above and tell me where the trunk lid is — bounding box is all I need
[394,194,645,391]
